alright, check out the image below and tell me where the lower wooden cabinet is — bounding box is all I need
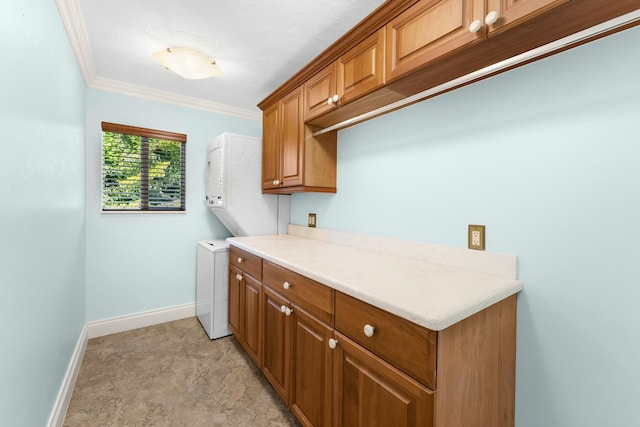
[262,286,290,401]
[228,246,517,427]
[242,275,263,366]
[290,304,334,427]
[333,332,434,427]
[262,284,334,427]
[228,265,242,339]
[229,264,263,367]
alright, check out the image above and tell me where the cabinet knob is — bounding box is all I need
[485,11,499,25]
[236,273,243,281]
[285,307,293,316]
[283,281,291,290]
[363,324,376,337]
[327,94,340,105]
[273,179,280,186]
[328,338,338,350]
[280,305,287,313]
[469,19,482,33]
[237,257,243,263]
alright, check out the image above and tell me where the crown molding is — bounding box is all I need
[55,0,261,122]
[56,0,96,84]
[90,77,261,121]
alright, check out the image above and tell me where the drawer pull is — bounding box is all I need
[328,338,338,350]
[236,273,243,281]
[283,281,291,290]
[363,324,376,337]
[237,257,243,263]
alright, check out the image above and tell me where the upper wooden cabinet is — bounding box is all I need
[262,0,637,133]
[304,29,386,122]
[304,63,338,122]
[485,0,570,35]
[262,87,337,194]
[337,28,386,105]
[386,0,484,82]
[385,0,601,84]
[261,101,280,191]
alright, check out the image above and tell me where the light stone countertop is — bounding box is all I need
[228,227,523,331]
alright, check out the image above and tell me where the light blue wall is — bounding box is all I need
[292,26,640,427]
[85,90,260,322]
[0,1,87,426]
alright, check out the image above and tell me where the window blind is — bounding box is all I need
[101,122,186,211]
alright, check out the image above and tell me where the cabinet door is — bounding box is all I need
[290,306,333,427]
[280,87,304,188]
[338,28,386,105]
[228,265,242,340]
[304,63,338,121]
[386,0,484,82]
[333,333,434,427]
[242,274,263,367]
[262,102,280,190]
[263,286,291,402]
[486,0,569,35]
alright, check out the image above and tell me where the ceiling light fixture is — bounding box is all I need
[153,47,222,79]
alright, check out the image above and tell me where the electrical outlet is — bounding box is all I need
[308,213,317,228]
[468,225,485,250]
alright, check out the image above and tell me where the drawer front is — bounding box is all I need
[230,245,262,280]
[263,260,334,325]
[335,292,436,389]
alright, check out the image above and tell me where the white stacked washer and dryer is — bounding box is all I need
[196,133,289,339]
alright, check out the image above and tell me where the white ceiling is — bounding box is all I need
[58,0,386,119]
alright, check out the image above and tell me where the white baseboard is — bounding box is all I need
[48,325,88,427]
[87,302,196,339]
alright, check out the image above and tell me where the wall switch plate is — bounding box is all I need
[468,225,485,250]
[308,213,317,228]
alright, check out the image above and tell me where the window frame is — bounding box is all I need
[101,122,187,213]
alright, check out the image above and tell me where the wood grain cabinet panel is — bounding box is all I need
[263,260,334,325]
[228,264,242,339]
[333,332,435,427]
[304,63,338,122]
[261,282,335,427]
[290,305,334,427]
[228,247,263,368]
[486,0,570,36]
[230,246,262,281]
[337,28,386,105]
[279,89,305,189]
[263,286,291,402]
[261,87,338,194]
[386,0,485,82]
[242,275,263,367]
[335,292,437,389]
[261,102,280,191]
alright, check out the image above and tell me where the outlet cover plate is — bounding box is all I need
[468,225,485,250]
[308,213,317,228]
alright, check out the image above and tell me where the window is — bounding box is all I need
[101,122,186,211]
